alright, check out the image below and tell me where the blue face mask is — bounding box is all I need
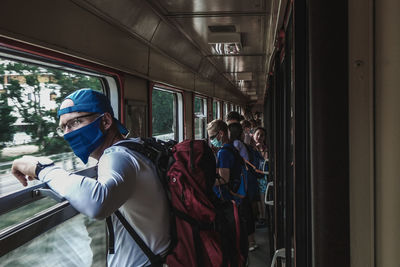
[211,137,223,148]
[63,115,105,164]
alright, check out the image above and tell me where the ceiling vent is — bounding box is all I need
[209,32,242,55]
[208,25,236,33]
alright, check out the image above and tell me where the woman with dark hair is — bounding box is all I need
[252,127,268,228]
[228,122,259,252]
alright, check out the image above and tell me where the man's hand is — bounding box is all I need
[11,156,41,186]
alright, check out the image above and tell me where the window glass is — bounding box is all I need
[213,100,220,120]
[0,57,103,197]
[223,102,228,119]
[152,87,183,141]
[0,197,58,231]
[194,96,207,139]
[0,214,106,267]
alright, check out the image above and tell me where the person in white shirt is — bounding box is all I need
[11,89,170,267]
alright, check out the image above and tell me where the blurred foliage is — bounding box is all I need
[0,91,17,147]
[42,136,72,156]
[152,89,175,136]
[0,58,102,157]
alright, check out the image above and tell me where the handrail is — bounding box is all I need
[0,183,46,216]
[265,181,274,206]
[0,165,98,256]
[0,166,97,216]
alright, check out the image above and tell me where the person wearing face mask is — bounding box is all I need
[252,127,269,229]
[11,89,170,267]
[206,119,245,203]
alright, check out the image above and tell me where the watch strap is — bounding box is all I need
[35,161,55,177]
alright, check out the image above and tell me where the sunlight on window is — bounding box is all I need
[0,57,103,196]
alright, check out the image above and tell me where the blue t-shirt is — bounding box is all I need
[214,143,246,202]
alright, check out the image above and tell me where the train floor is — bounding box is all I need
[248,226,271,266]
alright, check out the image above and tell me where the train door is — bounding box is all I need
[267,6,311,266]
[273,20,294,266]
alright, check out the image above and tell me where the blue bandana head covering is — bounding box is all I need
[57,89,128,135]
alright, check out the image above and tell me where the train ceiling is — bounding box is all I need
[77,0,286,104]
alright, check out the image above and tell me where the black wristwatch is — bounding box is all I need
[35,158,55,177]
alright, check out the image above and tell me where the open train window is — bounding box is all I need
[213,99,221,120]
[194,96,207,139]
[0,50,120,265]
[151,86,183,142]
[0,54,109,197]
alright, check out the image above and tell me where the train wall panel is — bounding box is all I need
[197,58,219,81]
[375,0,400,265]
[151,21,203,72]
[124,75,148,103]
[0,0,247,108]
[80,0,161,42]
[348,0,375,265]
[194,75,214,97]
[0,0,149,76]
[149,49,195,91]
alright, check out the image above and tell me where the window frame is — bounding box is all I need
[213,99,221,120]
[0,40,124,257]
[150,84,184,142]
[223,102,229,119]
[193,94,208,140]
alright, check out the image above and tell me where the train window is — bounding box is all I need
[223,102,228,119]
[1,214,106,266]
[194,96,207,139]
[0,197,58,232]
[152,86,184,142]
[0,51,118,265]
[0,55,104,197]
[213,100,221,120]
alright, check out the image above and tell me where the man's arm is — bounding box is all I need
[11,149,137,219]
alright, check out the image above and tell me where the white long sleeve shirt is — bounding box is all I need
[38,138,170,267]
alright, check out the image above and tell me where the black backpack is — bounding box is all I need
[219,144,245,194]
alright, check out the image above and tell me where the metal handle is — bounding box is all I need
[270,248,294,267]
[265,181,274,205]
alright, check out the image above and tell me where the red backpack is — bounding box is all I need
[108,138,247,267]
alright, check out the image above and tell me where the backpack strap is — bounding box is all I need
[224,144,267,176]
[107,211,164,267]
[110,139,177,263]
[106,216,115,254]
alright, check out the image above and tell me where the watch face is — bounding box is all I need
[37,157,54,165]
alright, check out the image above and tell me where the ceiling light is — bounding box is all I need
[209,33,242,55]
